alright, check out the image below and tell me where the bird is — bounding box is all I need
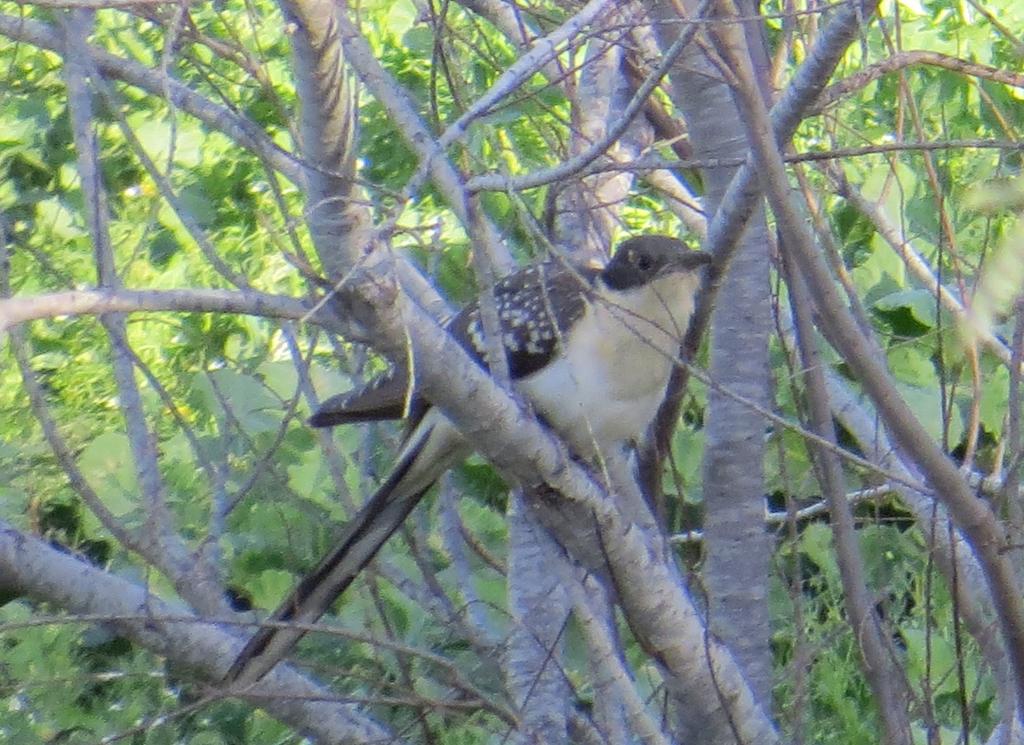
[225,234,711,685]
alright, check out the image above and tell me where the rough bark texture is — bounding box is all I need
[506,499,571,745]
[0,521,393,744]
[280,0,369,277]
[652,0,774,706]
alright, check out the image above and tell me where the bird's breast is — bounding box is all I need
[518,297,684,455]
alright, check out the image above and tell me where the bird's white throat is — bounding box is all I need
[517,270,701,457]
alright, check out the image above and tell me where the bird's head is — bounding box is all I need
[600,235,712,291]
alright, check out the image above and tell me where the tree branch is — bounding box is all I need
[0,288,316,333]
[0,520,395,744]
[714,0,1024,712]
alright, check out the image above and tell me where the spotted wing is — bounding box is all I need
[448,261,599,379]
[311,260,597,426]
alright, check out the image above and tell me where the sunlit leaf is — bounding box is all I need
[77,432,138,517]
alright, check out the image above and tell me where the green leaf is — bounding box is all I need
[800,523,838,582]
[668,426,704,501]
[35,197,84,240]
[287,448,325,497]
[77,432,138,517]
[257,360,299,400]
[978,364,1009,435]
[186,734,227,745]
[902,627,961,696]
[195,369,280,434]
[385,0,417,37]
[887,346,935,385]
[874,288,938,329]
[131,118,205,168]
[892,381,964,447]
[403,27,434,56]
[250,569,295,609]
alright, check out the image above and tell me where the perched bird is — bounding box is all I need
[225,234,711,684]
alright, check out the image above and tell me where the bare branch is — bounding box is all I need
[332,5,512,270]
[15,0,192,6]
[778,234,913,740]
[0,288,314,332]
[61,8,227,613]
[437,0,616,152]
[278,0,368,276]
[466,1,712,196]
[0,520,396,744]
[817,50,1024,112]
[714,0,1024,712]
[642,0,884,493]
[568,571,673,745]
[828,164,1017,369]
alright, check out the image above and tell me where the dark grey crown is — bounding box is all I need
[601,235,711,291]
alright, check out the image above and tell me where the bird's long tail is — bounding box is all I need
[225,411,464,685]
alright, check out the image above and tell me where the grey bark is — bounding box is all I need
[713,0,1024,714]
[651,0,774,706]
[506,499,572,745]
[0,520,394,744]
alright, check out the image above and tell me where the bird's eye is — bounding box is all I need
[636,254,652,271]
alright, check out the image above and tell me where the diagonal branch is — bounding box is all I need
[816,50,1024,112]
[712,0,1024,713]
[640,0,883,492]
[336,247,780,744]
[778,239,913,743]
[0,288,316,332]
[0,519,395,745]
[62,8,227,614]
